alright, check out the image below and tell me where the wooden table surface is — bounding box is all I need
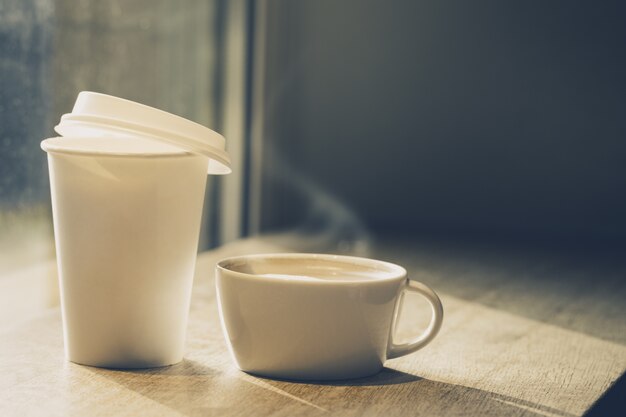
[1,236,625,416]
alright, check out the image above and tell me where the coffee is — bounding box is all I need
[258,270,388,282]
[226,258,397,282]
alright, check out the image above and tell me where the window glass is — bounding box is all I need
[0,0,227,322]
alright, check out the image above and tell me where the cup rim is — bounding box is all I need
[216,253,407,285]
[40,137,197,159]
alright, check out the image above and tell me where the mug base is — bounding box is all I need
[241,365,384,382]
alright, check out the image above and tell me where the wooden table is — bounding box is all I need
[1,236,625,416]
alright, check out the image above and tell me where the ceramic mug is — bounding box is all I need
[215,253,444,380]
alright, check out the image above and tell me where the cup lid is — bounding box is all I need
[54,91,231,174]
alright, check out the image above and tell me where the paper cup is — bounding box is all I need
[43,137,208,368]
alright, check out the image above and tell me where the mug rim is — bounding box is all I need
[216,253,407,285]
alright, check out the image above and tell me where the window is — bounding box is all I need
[0,0,249,323]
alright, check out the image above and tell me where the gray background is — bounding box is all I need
[258,0,626,241]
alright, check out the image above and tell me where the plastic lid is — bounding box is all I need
[54,91,231,174]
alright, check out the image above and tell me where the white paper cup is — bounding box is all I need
[43,136,209,368]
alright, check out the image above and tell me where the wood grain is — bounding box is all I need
[1,237,625,416]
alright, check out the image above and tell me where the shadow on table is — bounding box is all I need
[375,237,626,346]
[104,358,218,376]
[584,371,626,417]
[90,361,578,417]
[248,366,422,386]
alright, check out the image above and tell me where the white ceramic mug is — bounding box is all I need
[216,253,444,380]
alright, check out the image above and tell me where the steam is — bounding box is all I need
[250,24,372,256]
[260,145,373,256]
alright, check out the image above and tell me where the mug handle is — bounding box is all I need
[387,279,444,359]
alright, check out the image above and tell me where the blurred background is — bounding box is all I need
[256,0,626,244]
[1,0,626,324]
